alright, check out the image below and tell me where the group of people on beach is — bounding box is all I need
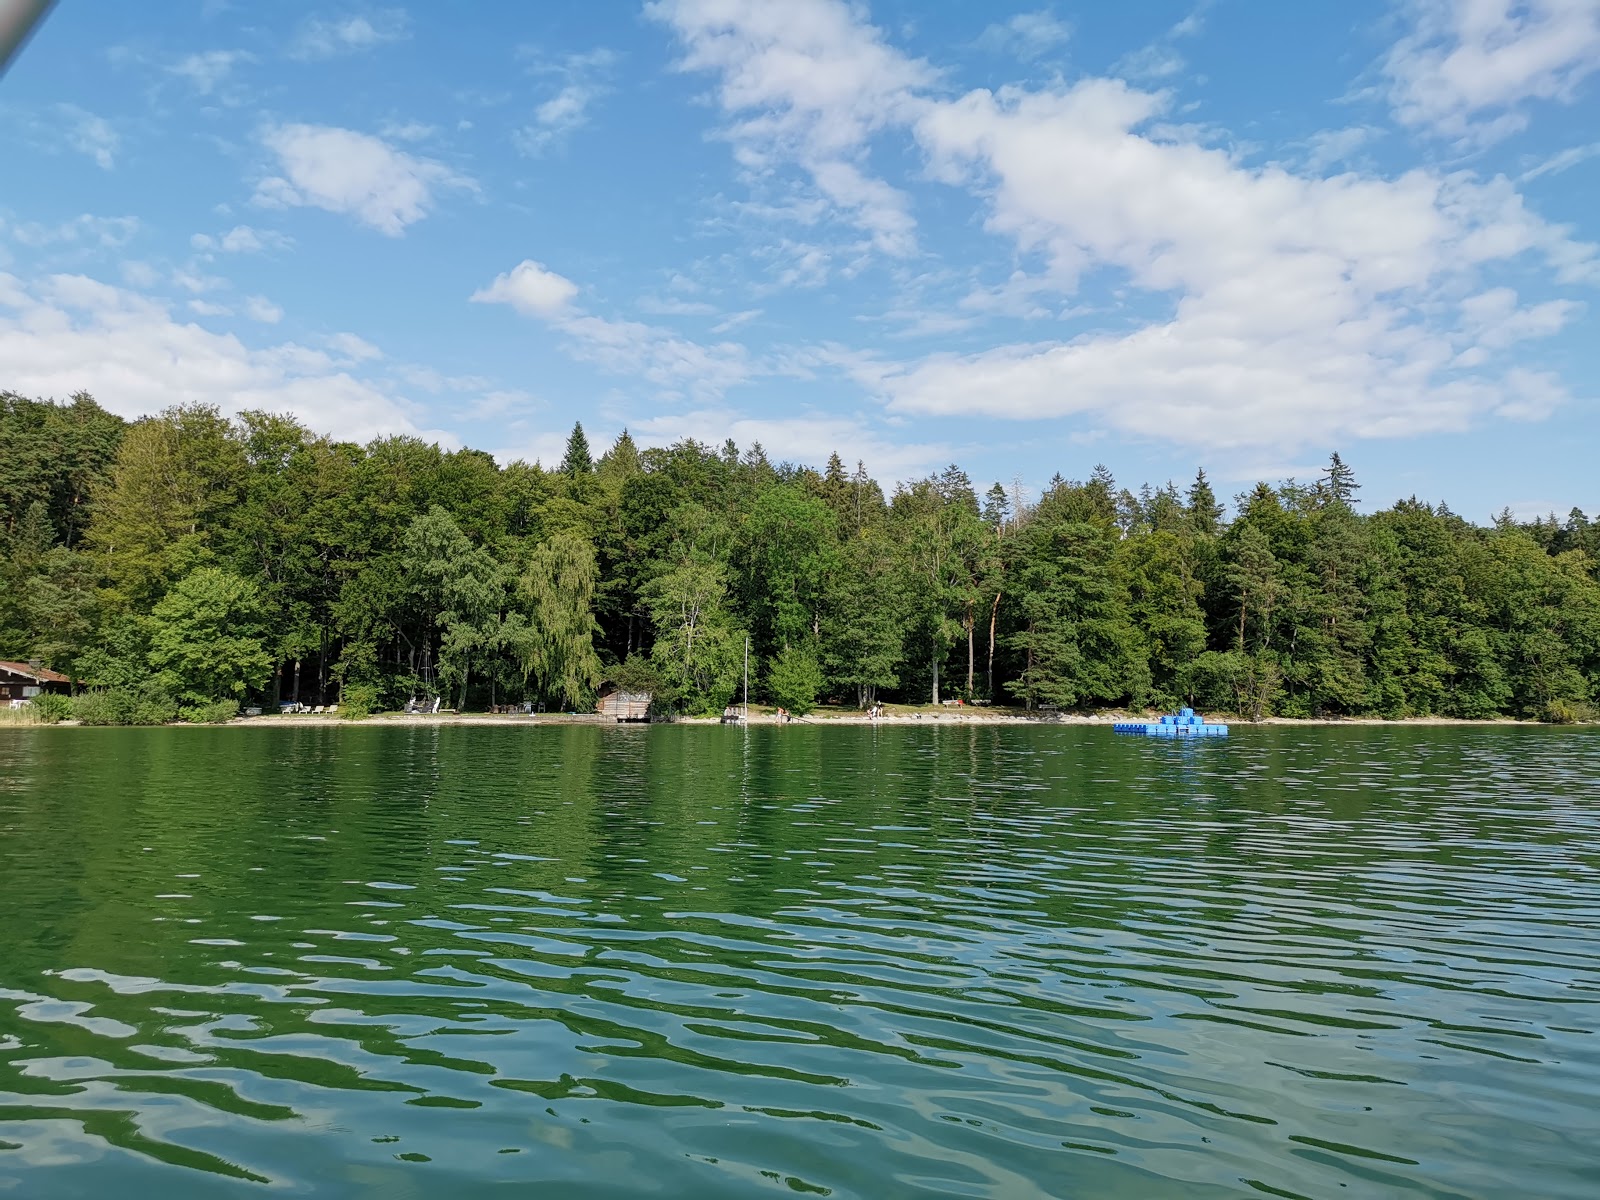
[867,704,884,720]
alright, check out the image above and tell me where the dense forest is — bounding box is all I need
[3,390,1598,722]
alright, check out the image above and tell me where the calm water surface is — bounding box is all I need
[2,724,1598,1198]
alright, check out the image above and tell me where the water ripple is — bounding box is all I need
[1,724,1598,1197]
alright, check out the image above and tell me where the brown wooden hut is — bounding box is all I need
[0,661,71,704]
[596,690,651,722]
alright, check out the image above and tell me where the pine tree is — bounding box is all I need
[1186,468,1223,536]
[560,422,593,476]
[982,483,1010,531]
[1321,452,1360,506]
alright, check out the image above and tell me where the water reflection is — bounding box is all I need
[1,724,1598,1198]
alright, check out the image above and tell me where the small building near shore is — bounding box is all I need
[0,661,71,704]
[596,690,651,722]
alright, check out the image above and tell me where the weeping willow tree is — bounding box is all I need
[513,532,602,709]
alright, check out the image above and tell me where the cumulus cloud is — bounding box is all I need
[470,259,579,317]
[649,0,933,257]
[1384,0,1600,143]
[654,0,1592,453]
[289,9,410,60]
[255,124,473,235]
[859,77,1596,449]
[0,271,441,444]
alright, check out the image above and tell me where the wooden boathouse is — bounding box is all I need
[596,690,651,722]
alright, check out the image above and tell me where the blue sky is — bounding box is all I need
[2,0,1597,520]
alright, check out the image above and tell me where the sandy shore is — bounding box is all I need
[170,708,1551,729]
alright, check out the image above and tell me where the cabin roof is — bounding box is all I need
[0,661,70,684]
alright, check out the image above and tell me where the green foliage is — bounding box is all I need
[147,568,273,705]
[513,531,603,709]
[1538,698,1594,724]
[71,685,178,726]
[29,693,72,723]
[3,392,1597,726]
[339,684,380,720]
[610,654,666,699]
[180,699,238,724]
[767,644,823,715]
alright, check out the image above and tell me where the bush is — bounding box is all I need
[1538,698,1594,725]
[30,693,72,724]
[71,685,179,726]
[180,699,238,725]
[340,684,379,721]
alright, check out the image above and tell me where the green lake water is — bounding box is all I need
[1,724,1598,1199]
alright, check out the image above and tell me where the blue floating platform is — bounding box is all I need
[1113,707,1229,737]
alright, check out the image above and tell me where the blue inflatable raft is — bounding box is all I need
[1113,707,1228,737]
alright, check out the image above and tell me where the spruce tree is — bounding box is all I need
[1321,452,1360,506]
[1185,468,1223,536]
[560,422,593,476]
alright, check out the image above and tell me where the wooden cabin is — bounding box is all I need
[0,661,71,704]
[596,690,651,722]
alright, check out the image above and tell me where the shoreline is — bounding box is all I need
[10,710,1566,730]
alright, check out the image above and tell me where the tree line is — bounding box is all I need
[3,389,1598,722]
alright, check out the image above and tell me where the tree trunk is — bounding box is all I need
[1025,624,1035,710]
[987,590,1002,700]
[291,658,301,706]
[931,653,939,706]
[966,601,975,696]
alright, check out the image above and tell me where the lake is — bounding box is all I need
[2,724,1598,1198]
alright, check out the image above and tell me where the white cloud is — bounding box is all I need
[1303,126,1379,172]
[470,259,579,317]
[190,224,293,254]
[327,331,380,360]
[255,124,473,236]
[1520,139,1600,179]
[187,299,233,317]
[1457,286,1578,348]
[1384,0,1600,143]
[514,49,617,154]
[846,75,1600,450]
[629,407,949,483]
[289,9,410,60]
[977,11,1072,60]
[472,260,752,399]
[379,119,436,142]
[171,267,227,294]
[8,214,139,248]
[0,271,443,445]
[1111,4,1209,82]
[169,49,249,95]
[649,0,933,257]
[1113,43,1186,81]
[60,105,118,170]
[711,308,761,333]
[244,295,284,324]
[555,314,752,398]
[637,296,720,316]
